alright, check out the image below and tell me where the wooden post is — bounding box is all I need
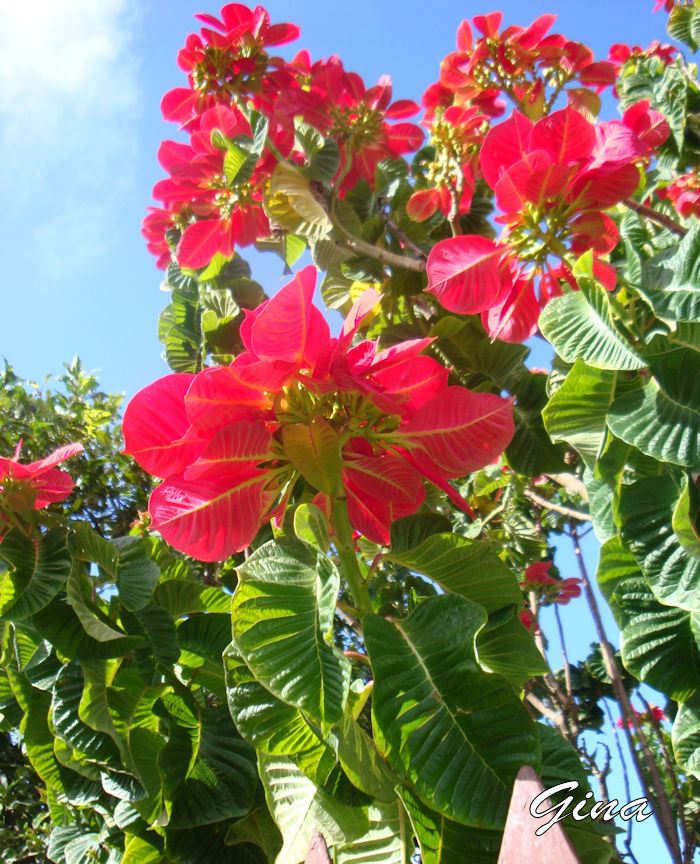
[305,830,332,864]
[497,766,581,864]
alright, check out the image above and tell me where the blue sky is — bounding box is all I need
[1,2,680,861]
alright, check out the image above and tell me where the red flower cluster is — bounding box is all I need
[435,12,615,123]
[143,3,423,271]
[148,105,271,270]
[123,266,515,560]
[616,705,668,728]
[657,169,700,219]
[609,41,677,68]
[522,560,582,605]
[0,441,84,525]
[425,103,669,342]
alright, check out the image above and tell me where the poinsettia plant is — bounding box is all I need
[3,3,700,864]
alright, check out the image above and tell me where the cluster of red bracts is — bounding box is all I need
[424,102,670,343]
[122,266,515,560]
[143,3,423,271]
[0,442,83,535]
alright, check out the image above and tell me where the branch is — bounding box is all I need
[623,198,687,237]
[378,205,428,260]
[545,472,589,502]
[524,488,591,521]
[333,222,427,273]
[638,692,689,861]
[570,524,682,864]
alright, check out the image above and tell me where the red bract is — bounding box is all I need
[408,105,483,223]
[435,12,615,124]
[522,560,581,605]
[609,41,677,68]
[658,169,700,219]
[426,104,669,342]
[0,441,84,514]
[123,266,515,558]
[279,57,423,193]
[162,3,300,131]
[147,105,272,270]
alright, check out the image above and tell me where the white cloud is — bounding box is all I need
[0,0,143,275]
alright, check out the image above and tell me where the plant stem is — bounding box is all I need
[623,198,687,237]
[332,218,427,273]
[331,500,373,616]
[524,488,591,521]
[570,523,682,864]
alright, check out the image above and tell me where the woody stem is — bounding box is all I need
[331,499,373,616]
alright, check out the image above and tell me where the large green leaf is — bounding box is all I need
[51,663,122,768]
[152,580,231,616]
[66,565,126,642]
[398,785,502,864]
[385,534,522,613]
[539,274,645,371]
[335,801,413,864]
[639,224,700,323]
[672,691,700,781]
[543,360,639,468]
[476,606,549,685]
[258,753,369,864]
[596,536,700,701]
[225,643,327,759]
[506,372,568,475]
[0,529,70,620]
[607,349,700,470]
[365,595,539,829]
[673,477,700,561]
[226,806,282,864]
[231,540,350,732]
[114,538,160,612]
[619,476,700,613]
[157,698,258,828]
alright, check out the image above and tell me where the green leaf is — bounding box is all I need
[0,529,70,620]
[539,267,645,371]
[386,534,522,614]
[52,663,121,767]
[226,806,282,864]
[543,360,639,468]
[607,350,700,469]
[258,753,369,864]
[673,476,700,560]
[639,226,700,323]
[122,834,166,864]
[115,538,160,612]
[231,540,350,733]
[69,522,118,578]
[507,373,568,475]
[225,642,325,757]
[284,234,307,267]
[152,580,231,616]
[398,785,502,864]
[620,476,700,613]
[336,801,413,864]
[158,700,258,828]
[668,4,699,51]
[389,513,452,555]
[673,691,700,780]
[33,597,142,661]
[365,595,539,829]
[282,417,342,495]
[66,565,126,642]
[597,535,700,701]
[476,606,549,685]
[309,138,341,184]
[329,710,397,803]
[293,503,330,552]
[266,162,333,240]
